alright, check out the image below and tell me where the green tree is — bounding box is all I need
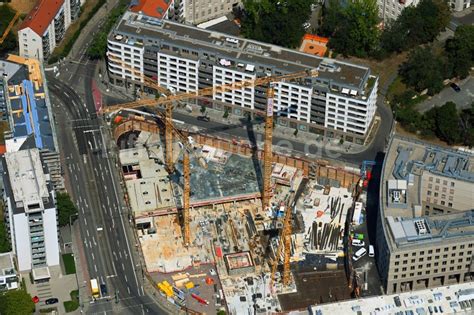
[426,102,461,144]
[320,0,379,57]
[445,25,474,79]
[56,192,78,227]
[460,103,474,147]
[200,105,206,114]
[0,289,35,315]
[0,219,11,253]
[379,0,450,55]
[0,5,18,56]
[241,0,313,48]
[223,108,229,119]
[399,47,445,95]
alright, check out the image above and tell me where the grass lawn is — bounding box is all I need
[0,4,16,33]
[63,290,80,313]
[62,253,76,275]
[386,76,408,102]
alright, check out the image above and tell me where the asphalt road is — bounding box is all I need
[417,76,474,113]
[47,61,169,314]
[150,103,393,165]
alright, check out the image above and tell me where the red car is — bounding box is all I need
[32,296,39,304]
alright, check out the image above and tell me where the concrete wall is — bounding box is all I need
[18,28,43,60]
[43,207,60,267]
[13,213,32,271]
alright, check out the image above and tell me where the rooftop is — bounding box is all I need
[0,252,15,276]
[387,211,474,248]
[19,0,65,36]
[111,11,374,94]
[305,281,474,315]
[1,56,56,151]
[382,137,474,218]
[4,149,48,209]
[381,136,474,249]
[129,0,173,19]
[2,149,54,215]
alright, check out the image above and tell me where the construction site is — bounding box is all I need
[104,69,367,313]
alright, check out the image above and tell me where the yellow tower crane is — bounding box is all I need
[107,53,177,172]
[102,68,318,244]
[270,191,296,289]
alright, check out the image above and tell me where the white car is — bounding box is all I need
[209,268,217,276]
[353,248,367,261]
[352,239,365,247]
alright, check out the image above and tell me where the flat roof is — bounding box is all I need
[307,281,474,315]
[2,149,54,215]
[2,56,55,151]
[387,211,474,248]
[380,136,474,249]
[0,252,15,275]
[111,11,373,92]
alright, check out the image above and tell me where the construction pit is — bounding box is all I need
[115,121,361,314]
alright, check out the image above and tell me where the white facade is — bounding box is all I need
[325,78,378,135]
[213,65,255,109]
[3,149,60,272]
[18,0,77,61]
[158,52,199,93]
[180,0,241,24]
[274,82,312,123]
[18,29,43,61]
[107,39,145,83]
[377,0,420,22]
[107,13,379,141]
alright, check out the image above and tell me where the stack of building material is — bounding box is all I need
[308,222,342,252]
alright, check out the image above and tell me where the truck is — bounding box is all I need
[90,279,100,299]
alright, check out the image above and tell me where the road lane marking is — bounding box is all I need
[84,217,88,226]
[92,253,95,260]
[127,287,131,294]
[86,230,90,237]
[119,252,122,259]
[92,236,96,246]
[121,263,125,270]
[124,275,128,282]
[94,264,97,272]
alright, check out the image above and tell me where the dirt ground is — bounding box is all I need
[8,0,36,14]
[278,269,351,311]
[340,52,408,90]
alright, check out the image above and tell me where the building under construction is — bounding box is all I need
[112,112,361,314]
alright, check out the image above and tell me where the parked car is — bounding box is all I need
[209,268,217,276]
[450,83,461,92]
[45,298,59,305]
[100,283,108,297]
[353,247,367,261]
[352,239,365,247]
[197,115,210,122]
[369,245,375,257]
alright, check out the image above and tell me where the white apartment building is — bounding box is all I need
[18,0,80,61]
[178,0,241,24]
[107,12,379,144]
[378,0,420,22]
[379,0,470,22]
[2,149,60,277]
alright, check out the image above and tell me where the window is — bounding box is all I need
[436,178,440,183]
[429,177,433,182]
[441,201,445,206]
[427,191,432,196]
[451,182,455,187]
[443,180,448,185]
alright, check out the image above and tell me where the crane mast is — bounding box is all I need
[262,85,274,209]
[183,142,190,246]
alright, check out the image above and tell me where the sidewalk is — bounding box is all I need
[71,222,89,314]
